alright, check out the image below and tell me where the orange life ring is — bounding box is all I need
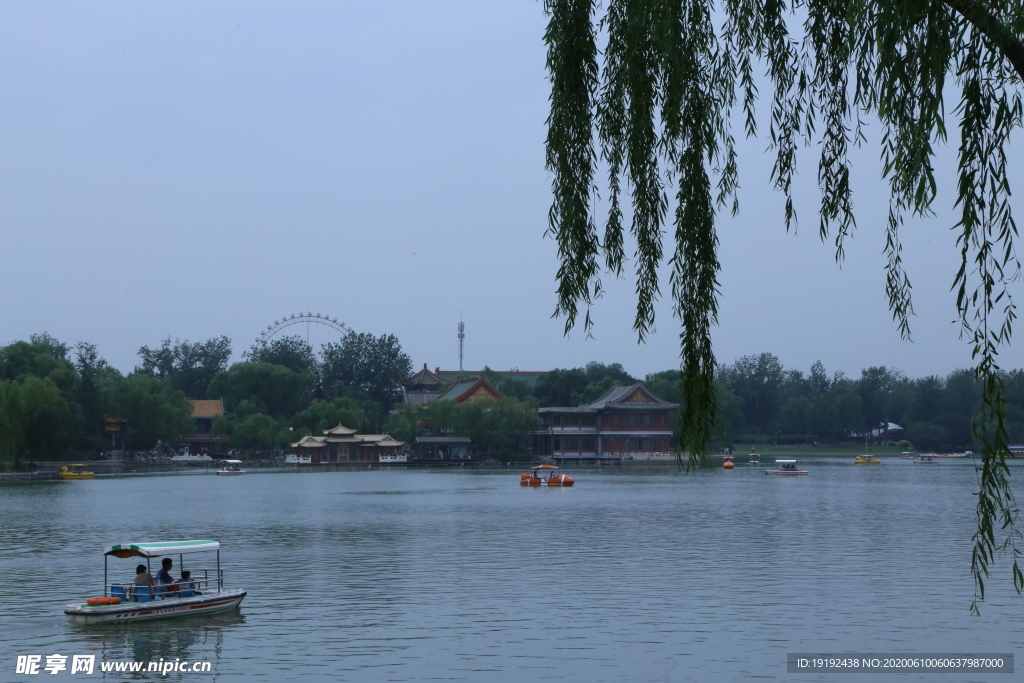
[86,597,121,606]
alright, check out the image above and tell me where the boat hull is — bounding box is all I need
[765,470,808,476]
[57,473,94,480]
[65,589,246,624]
[216,471,246,476]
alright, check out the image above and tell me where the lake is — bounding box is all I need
[1,458,1021,681]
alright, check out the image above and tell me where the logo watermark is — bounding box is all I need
[15,654,212,675]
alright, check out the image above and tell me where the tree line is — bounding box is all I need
[0,332,413,470]
[471,357,1024,452]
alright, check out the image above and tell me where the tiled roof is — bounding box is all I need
[435,376,505,403]
[539,383,678,412]
[191,400,224,418]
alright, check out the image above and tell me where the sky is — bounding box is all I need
[1,1,1021,382]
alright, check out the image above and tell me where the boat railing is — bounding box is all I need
[105,567,224,601]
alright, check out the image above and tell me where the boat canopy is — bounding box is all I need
[220,460,243,465]
[775,460,797,464]
[104,540,220,558]
[533,464,559,470]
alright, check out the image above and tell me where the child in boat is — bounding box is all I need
[177,570,201,595]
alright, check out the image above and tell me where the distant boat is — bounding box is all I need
[765,459,808,476]
[216,460,245,476]
[914,454,936,464]
[933,453,967,458]
[748,453,760,465]
[854,455,881,465]
[57,464,94,480]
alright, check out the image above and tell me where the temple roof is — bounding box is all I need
[323,424,357,436]
[405,364,452,389]
[191,399,224,418]
[434,376,505,404]
[538,383,678,413]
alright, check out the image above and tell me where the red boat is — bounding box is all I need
[520,464,575,487]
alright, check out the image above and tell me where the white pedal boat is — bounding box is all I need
[65,540,247,624]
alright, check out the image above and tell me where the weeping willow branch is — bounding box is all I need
[544,0,1022,611]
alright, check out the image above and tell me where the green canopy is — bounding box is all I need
[104,540,219,558]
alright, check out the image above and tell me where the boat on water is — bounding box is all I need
[765,459,808,476]
[854,455,881,465]
[914,454,936,464]
[933,452,967,458]
[57,464,94,480]
[520,464,575,487]
[748,453,760,465]
[723,455,735,470]
[65,540,247,624]
[900,452,915,459]
[216,460,245,476]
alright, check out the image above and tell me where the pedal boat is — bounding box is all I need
[765,459,808,475]
[57,464,94,480]
[216,459,246,475]
[914,454,936,464]
[65,540,247,624]
[722,455,735,470]
[854,455,881,465]
[520,464,575,487]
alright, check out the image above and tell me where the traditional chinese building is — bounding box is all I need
[534,383,677,459]
[288,424,405,465]
[403,365,548,405]
[177,400,225,456]
[433,375,505,403]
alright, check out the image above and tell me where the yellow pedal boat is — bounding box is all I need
[58,464,95,479]
[854,455,881,465]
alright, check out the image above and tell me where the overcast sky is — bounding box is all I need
[1,2,1020,382]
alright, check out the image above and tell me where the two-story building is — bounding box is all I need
[535,383,677,459]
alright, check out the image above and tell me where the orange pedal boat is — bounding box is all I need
[520,464,575,487]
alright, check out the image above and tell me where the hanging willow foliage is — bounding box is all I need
[543,0,1022,612]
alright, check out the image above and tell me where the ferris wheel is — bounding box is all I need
[242,313,353,359]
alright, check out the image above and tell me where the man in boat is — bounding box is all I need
[156,557,175,586]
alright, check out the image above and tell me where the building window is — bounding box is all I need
[626,414,637,426]
[627,438,639,450]
[642,414,652,426]
[581,415,595,426]
[565,415,578,426]
[642,438,653,451]
[552,416,561,425]
[582,438,595,451]
[566,438,578,450]
[554,438,561,451]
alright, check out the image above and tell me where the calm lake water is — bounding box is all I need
[1,459,1021,682]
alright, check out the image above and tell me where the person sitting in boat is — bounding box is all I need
[177,570,201,596]
[156,557,175,586]
[132,564,154,600]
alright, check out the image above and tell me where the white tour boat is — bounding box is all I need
[65,540,247,624]
[765,459,808,476]
[216,459,246,475]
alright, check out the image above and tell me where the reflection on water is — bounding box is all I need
[1,461,1022,681]
[75,613,244,671]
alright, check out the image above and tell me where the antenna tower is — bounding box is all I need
[458,318,465,372]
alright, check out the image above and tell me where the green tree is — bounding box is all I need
[227,413,290,454]
[384,402,422,444]
[207,362,314,420]
[292,397,370,436]
[542,0,1022,609]
[718,353,784,433]
[0,376,77,471]
[107,374,194,451]
[249,335,320,380]
[137,336,233,398]
[320,332,412,407]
